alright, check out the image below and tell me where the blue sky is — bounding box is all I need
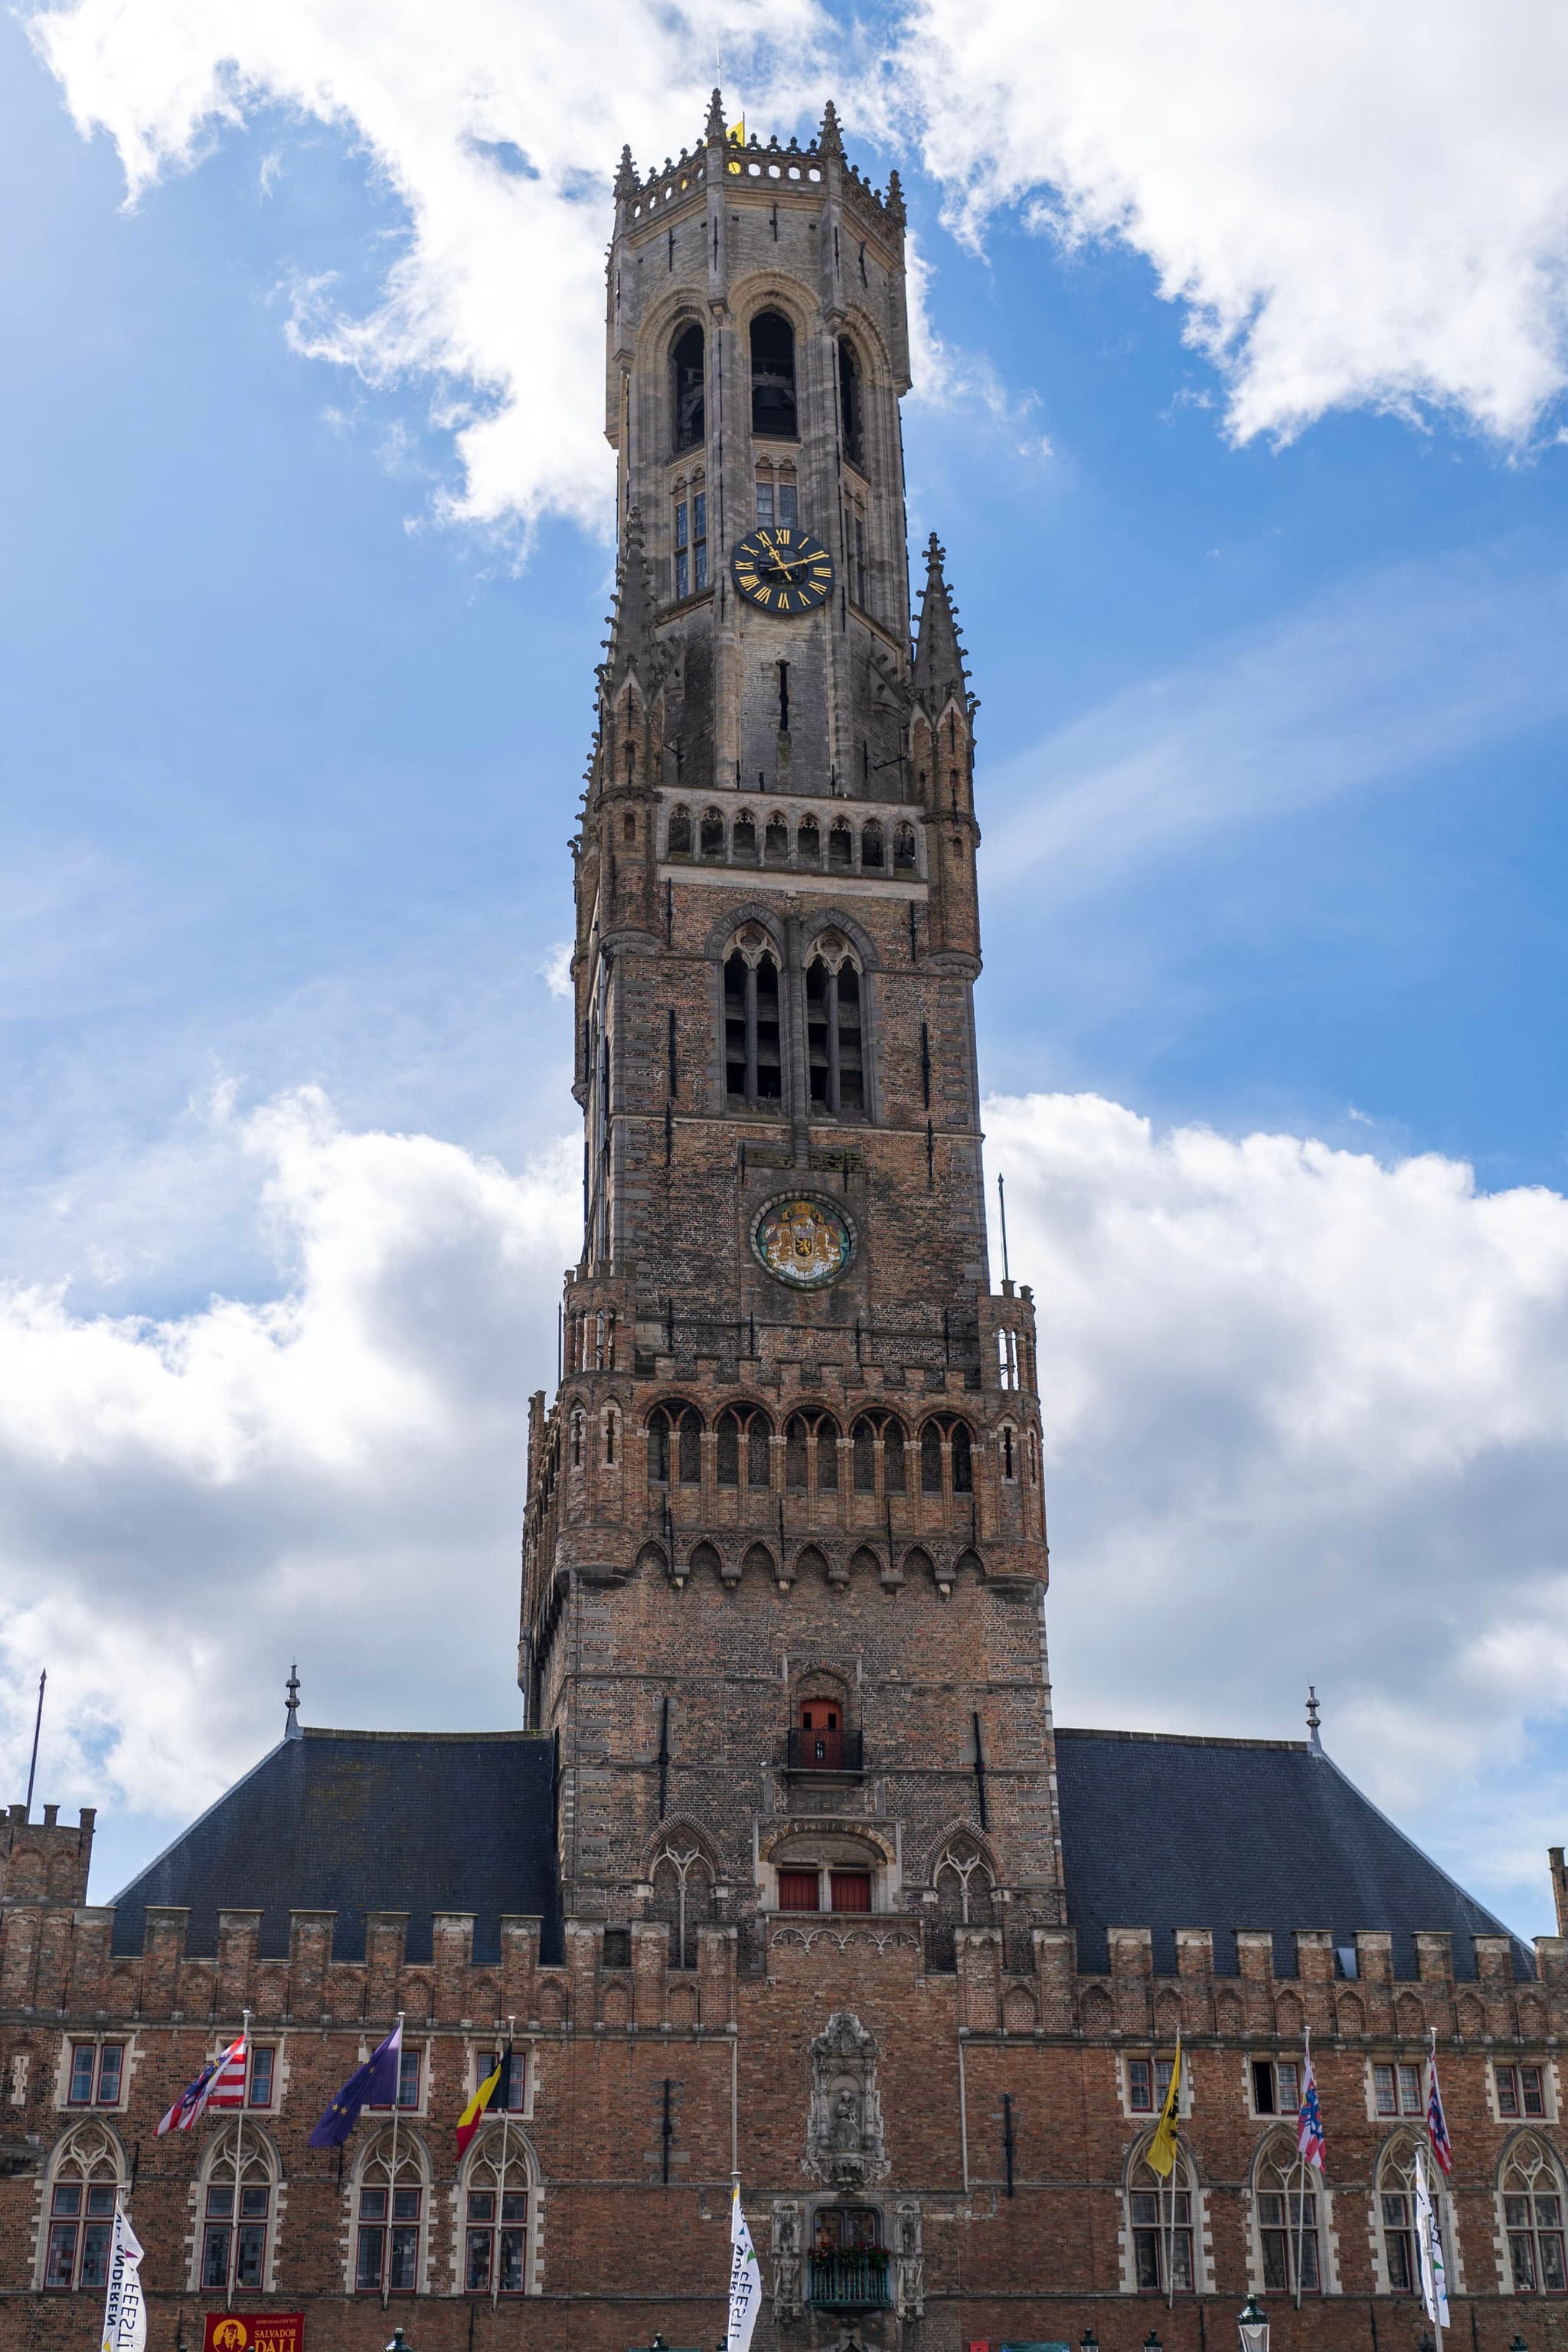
[5,0,1568,1934]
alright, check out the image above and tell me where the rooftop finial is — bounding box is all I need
[614,144,639,201]
[285,1663,302,1742]
[705,87,726,145]
[1306,1684,1323,1754]
[818,97,844,158]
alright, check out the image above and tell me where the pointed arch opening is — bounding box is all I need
[1503,2133,1567,2293]
[672,323,706,452]
[41,2122,125,2291]
[838,336,864,468]
[751,311,797,439]
[1254,2134,1322,2295]
[351,2125,430,2297]
[196,2120,280,2297]
[724,927,782,1110]
[1129,2138,1197,2294]
[806,935,864,1117]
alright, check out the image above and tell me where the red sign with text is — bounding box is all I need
[204,2316,303,2352]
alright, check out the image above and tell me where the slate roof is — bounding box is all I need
[111,1730,560,1965]
[1054,1727,1533,1981]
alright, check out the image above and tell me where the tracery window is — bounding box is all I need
[828,818,853,871]
[648,1403,703,1490]
[672,322,706,452]
[893,823,917,872]
[1504,2135,1568,2293]
[805,935,864,1116]
[724,928,783,1109]
[797,814,821,865]
[41,2122,122,2291]
[851,1411,906,1496]
[671,485,707,597]
[1129,2143,1197,2293]
[1377,2134,1452,2295]
[861,820,884,870]
[651,1841,716,1968]
[764,811,790,862]
[1256,2137,1321,2295]
[699,806,725,858]
[750,311,797,438]
[667,803,692,856]
[353,2128,428,2296]
[786,1411,839,1493]
[732,808,757,861]
[716,1403,773,1488]
[927,1837,996,1969]
[460,2136,534,2295]
[198,2122,278,2297]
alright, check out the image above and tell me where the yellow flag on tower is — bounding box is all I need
[1146,2034,1183,2177]
[728,117,746,145]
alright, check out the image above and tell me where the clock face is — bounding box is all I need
[731,527,835,615]
[752,1195,855,1289]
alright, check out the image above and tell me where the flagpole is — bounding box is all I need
[383,2012,404,2311]
[1295,2027,1307,2311]
[492,2015,514,2311]
[1166,2044,1177,2311]
[1427,2030,1445,2352]
[228,2009,250,2311]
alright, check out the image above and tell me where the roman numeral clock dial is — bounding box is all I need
[730,525,835,613]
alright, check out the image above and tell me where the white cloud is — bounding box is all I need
[888,0,1568,445]
[28,0,827,539]
[7,1083,1568,1928]
[537,940,574,1002]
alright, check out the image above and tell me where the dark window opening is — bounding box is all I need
[733,809,757,861]
[838,338,864,467]
[673,324,705,452]
[806,956,864,1117]
[667,804,691,855]
[893,824,916,871]
[765,810,790,862]
[700,807,725,858]
[648,1404,702,1490]
[861,820,884,870]
[602,1927,632,1968]
[920,1423,942,1493]
[952,1422,972,1491]
[724,946,783,1109]
[828,819,853,871]
[777,661,789,733]
[751,311,797,438]
[797,814,820,864]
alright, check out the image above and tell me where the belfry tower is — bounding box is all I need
[521,94,1059,1965]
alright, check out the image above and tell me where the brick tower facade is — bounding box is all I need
[520,90,1060,1959]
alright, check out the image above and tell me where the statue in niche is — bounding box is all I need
[806,2012,887,2188]
[770,2200,803,2318]
[893,2198,925,2318]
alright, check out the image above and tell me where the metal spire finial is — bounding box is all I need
[285,1663,302,1742]
[1306,1684,1322,1753]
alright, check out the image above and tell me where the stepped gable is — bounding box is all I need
[1056,1725,1531,1981]
[110,1727,558,1967]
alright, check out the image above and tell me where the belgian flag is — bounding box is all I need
[456,2043,511,2156]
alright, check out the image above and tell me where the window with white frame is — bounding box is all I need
[1498,2063,1549,2120]
[1127,2054,1184,2115]
[1250,2057,1301,2117]
[41,2122,123,2290]
[198,2122,278,2297]
[1376,2133,1451,2295]
[474,2047,528,2114]
[64,2040,124,2108]
[1504,2135,1568,2294]
[1372,2060,1426,2117]
[352,2128,427,2295]
[368,2044,423,2112]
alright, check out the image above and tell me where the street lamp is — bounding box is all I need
[1079,2330,1099,2351]
[384,2334,413,2352]
[1143,2333,1163,2351]
[1237,2295,1269,2352]
[1508,2337,1530,2352]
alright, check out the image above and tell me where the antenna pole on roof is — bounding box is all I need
[24,1668,45,1818]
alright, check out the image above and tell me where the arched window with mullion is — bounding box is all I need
[750,311,797,439]
[806,941,865,1119]
[724,934,782,1112]
[1256,2135,1321,2295]
[1504,2134,1568,2294]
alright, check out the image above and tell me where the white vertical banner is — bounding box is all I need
[100,2203,146,2352]
[727,2184,763,2352]
[1414,2145,1450,2331]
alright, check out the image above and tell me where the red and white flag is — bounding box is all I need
[155,2034,245,2135]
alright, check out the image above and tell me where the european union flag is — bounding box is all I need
[307,2020,403,2148]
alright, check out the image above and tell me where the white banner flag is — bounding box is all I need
[1414,2145,1450,2329]
[100,2203,146,2352]
[727,2185,763,2352]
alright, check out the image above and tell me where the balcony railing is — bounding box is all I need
[786,1727,864,1774]
[808,2250,891,2311]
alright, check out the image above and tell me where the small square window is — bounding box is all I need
[68,2045,96,2105]
[779,483,798,527]
[1373,2063,1397,2115]
[756,481,774,527]
[94,2046,123,2105]
[1129,2059,1153,2112]
[603,1927,632,1968]
[248,2047,274,2109]
[1397,2062,1423,2114]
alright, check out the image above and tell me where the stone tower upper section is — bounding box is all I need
[606,93,912,802]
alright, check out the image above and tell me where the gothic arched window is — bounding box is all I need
[1503,2135,1567,2293]
[1256,2135,1321,2295]
[41,2122,123,2291]
[786,1411,839,1493]
[751,310,797,439]
[460,2132,537,2295]
[717,1404,773,1488]
[828,818,854,871]
[672,322,705,452]
[861,820,884,870]
[764,810,790,862]
[851,1411,906,1496]
[838,336,864,468]
[920,1416,974,1497]
[351,2127,429,2297]
[648,1403,702,1491]
[666,803,691,855]
[724,928,783,1110]
[1377,2133,1452,2295]
[797,814,821,865]
[1129,2140,1197,2294]
[732,808,757,861]
[699,806,726,858]
[805,936,864,1117]
[652,1841,716,1968]
[198,2121,279,2297]
[893,823,917,872]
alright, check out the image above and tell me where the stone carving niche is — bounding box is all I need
[806,2011,888,2189]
